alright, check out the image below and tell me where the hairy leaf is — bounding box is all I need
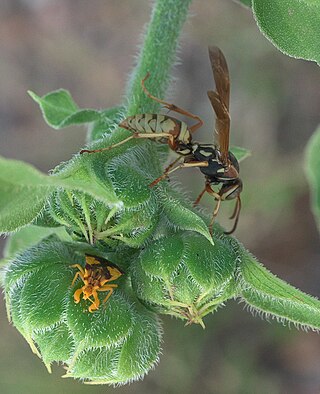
[29,89,101,129]
[88,106,124,142]
[239,251,320,329]
[0,156,55,232]
[3,225,71,258]
[252,0,320,63]
[0,156,119,233]
[162,190,213,244]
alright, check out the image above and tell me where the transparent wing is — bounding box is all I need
[207,46,230,165]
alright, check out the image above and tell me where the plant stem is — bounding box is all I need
[125,0,193,115]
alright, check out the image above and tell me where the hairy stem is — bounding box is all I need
[125,0,193,115]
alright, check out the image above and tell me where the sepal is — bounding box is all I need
[131,232,238,326]
[3,237,162,384]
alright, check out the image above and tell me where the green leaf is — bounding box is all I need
[0,156,120,233]
[88,106,124,142]
[252,0,320,63]
[56,157,119,204]
[28,89,101,129]
[183,233,237,289]
[3,225,71,258]
[33,323,74,365]
[108,157,152,207]
[230,145,251,163]
[3,238,76,330]
[132,232,238,324]
[20,264,73,331]
[161,190,213,244]
[0,156,55,232]
[116,307,161,380]
[238,251,320,329]
[138,235,184,279]
[65,297,161,384]
[305,125,320,230]
[66,286,133,349]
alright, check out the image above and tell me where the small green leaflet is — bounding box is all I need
[28,89,101,129]
[230,145,251,162]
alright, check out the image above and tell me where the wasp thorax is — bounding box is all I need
[175,142,193,156]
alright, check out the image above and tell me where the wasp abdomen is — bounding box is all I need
[120,114,191,143]
[120,113,177,133]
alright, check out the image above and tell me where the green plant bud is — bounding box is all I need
[2,237,162,383]
[88,106,125,142]
[131,232,239,327]
[107,146,161,208]
[95,198,159,247]
[46,189,159,247]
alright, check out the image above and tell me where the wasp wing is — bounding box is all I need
[207,46,230,165]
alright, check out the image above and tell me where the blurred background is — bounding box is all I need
[0,1,320,393]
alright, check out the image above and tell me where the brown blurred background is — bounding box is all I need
[1,1,320,393]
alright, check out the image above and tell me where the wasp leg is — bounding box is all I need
[148,156,182,187]
[70,264,85,274]
[70,267,85,286]
[100,284,118,305]
[141,73,203,133]
[149,160,209,187]
[80,132,173,154]
[225,195,241,235]
[193,186,207,206]
[73,287,84,304]
[88,290,100,313]
[204,183,222,235]
[164,156,183,173]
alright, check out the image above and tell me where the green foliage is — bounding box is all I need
[161,189,213,244]
[305,125,320,230]
[3,225,71,259]
[1,0,320,387]
[238,250,320,329]
[252,1,320,63]
[230,146,251,162]
[0,156,120,233]
[28,90,101,129]
[233,1,320,64]
[131,232,238,326]
[3,237,161,383]
[0,157,55,232]
[88,107,124,141]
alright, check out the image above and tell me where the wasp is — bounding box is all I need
[141,47,242,234]
[70,254,124,313]
[190,46,242,235]
[81,47,242,234]
[80,73,204,160]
